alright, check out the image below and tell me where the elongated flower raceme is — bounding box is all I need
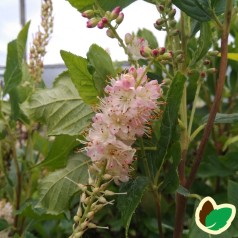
[86,66,162,184]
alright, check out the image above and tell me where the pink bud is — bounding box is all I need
[86,18,99,28]
[82,10,94,19]
[106,29,115,38]
[152,49,159,57]
[200,71,206,78]
[97,21,104,29]
[140,46,151,57]
[101,17,108,24]
[110,6,121,20]
[159,47,166,55]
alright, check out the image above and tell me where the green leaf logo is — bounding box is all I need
[195,197,236,235]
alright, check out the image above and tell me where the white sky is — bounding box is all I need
[0,0,167,66]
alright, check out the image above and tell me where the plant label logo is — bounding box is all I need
[195,196,236,235]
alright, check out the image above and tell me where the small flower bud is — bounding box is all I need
[98,196,107,204]
[86,211,95,219]
[203,59,211,65]
[74,215,80,223]
[175,54,184,63]
[156,18,166,26]
[106,29,115,38]
[161,52,173,60]
[169,20,177,28]
[168,9,176,19]
[154,23,163,30]
[80,221,88,230]
[103,174,112,180]
[82,10,94,19]
[75,231,84,238]
[86,18,100,28]
[140,46,151,57]
[77,206,83,217]
[151,49,159,57]
[88,223,97,229]
[80,192,87,203]
[116,12,124,24]
[78,184,87,192]
[125,33,133,45]
[156,4,165,12]
[92,187,100,194]
[97,21,104,29]
[200,71,206,78]
[206,68,217,74]
[101,17,108,24]
[159,47,166,55]
[110,6,121,20]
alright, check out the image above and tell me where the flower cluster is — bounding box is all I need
[86,67,162,184]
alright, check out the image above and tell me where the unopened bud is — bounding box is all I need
[103,174,112,180]
[101,17,108,24]
[92,187,100,194]
[98,196,107,204]
[82,10,94,19]
[159,47,166,55]
[169,20,177,28]
[161,52,173,60]
[80,221,88,230]
[86,211,95,219]
[74,215,80,223]
[88,223,97,229]
[80,192,87,203]
[154,23,163,30]
[110,6,121,20]
[151,49,159,57]
[175,54,184,62]
[77,206,83,217]
[200,71,206,78]
[140,46,151,57]
[156,4,165,12]
[106,29,115,38]
[116,12,124,24]
[156,18,166,26]
[206,68,217,74]
[168,9,176,19]
[75,231,84,238]
[203,59,211,65]
[97,21,104,29]
[78,184,87,192]
[86,18,100,28]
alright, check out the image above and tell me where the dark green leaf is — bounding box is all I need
[117,176,150,238]
[202,113,238,124]
[190,22,212,66]
[155,72,186,169]
[0,219,9,231]
[36,153,89,214]
[137,28,158,49]
[87,44,116,96]
[172,0,225,22]
[25,72,94,136]
[205,208,232,230]
[67,0,136,12]
[35,135,78,170]
[33,132,49,157]
[60,50,98,104]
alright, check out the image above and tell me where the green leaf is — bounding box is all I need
[87,44,116,96]
[60,50,98,104]
[0,218,9,231]
[176,185,190,197]
[67,0,136,12]
[36,153,89,214]
[36,135,78,170]
[117,176,150,238]
[205,208,232,231]
[3,21,30,95]
[155,72,186,169]
[202,113,238,124]
[137,28,158,49]
[172,0,225,22]
[25,71,94,136]
[190,22,212,66]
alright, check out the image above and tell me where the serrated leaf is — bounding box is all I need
[25,71,94,136]
[87,44,116,96]
[137,28,158,49]
[155,72,186,169]
[190,22,212,66]
[60,50,98,104]
[202,113,238,124]
[35,135,78,170]
[36,153,90,214]
[117,176,150,238]
[205,208,232,230]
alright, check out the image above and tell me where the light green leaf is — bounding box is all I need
[87,44,116,96]
[205,208,232,231]
[223,135,238,151]
[36,153,90,214]
[190,22,212,66]
[117,176,150,238]
[202,113,238,124]
[25,71,94,136]
[61,50,98,104]
[35,135,78,170]
[137,28,158,49]
[155,72,186,169]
